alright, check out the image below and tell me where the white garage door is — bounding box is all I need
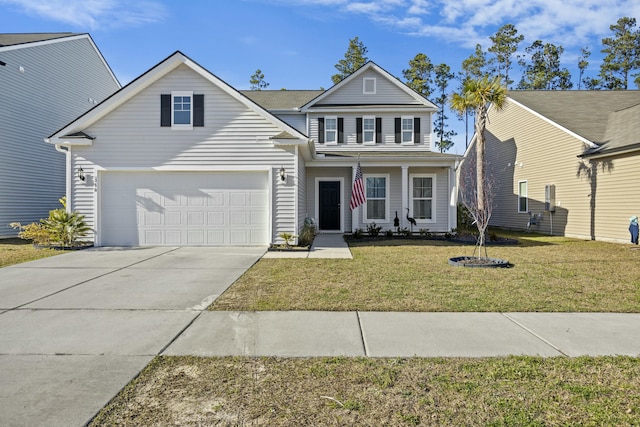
[100,171,269,246]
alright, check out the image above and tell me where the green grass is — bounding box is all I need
[0,238,66,268]
[211,234,640,312]
[90,355,640,426]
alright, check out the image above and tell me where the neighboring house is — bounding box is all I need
[0,33,120,238]
[461,90,640,243]
[46,51,460,246]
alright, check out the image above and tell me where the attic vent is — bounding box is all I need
[363,78,376,94]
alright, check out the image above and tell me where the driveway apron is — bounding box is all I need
[0,246,264,427]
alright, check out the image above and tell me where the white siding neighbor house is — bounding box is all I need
[47,51,460,246]
[0,33,120,237]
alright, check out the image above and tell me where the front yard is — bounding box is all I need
[211,234,640,312]
[0,238,67,268]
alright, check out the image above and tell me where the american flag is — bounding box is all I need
[349,161,366,210]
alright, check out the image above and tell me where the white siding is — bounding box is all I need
[70,65,298,244]
[0,36,119,237]
[319,69,422,105]
[276,113,307,134]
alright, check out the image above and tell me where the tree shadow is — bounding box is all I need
[577,159,614,240]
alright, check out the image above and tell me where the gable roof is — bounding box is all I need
[301,61,438,111]
[47,51,311,150]
[241,90,323,111]
[508,90,640,144]
[0,32,80,47]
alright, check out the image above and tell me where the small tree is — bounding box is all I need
[250,69,269,91]
[451,76,506,254]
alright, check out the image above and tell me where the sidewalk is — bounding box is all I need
[262,233,352,259]
[163,311,640,358]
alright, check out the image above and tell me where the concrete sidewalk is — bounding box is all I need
[164,311,640,358]
[262,233,352,259]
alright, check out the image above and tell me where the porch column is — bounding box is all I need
[401,165,409,228]
[449,166,457,231]
[351,164,359,232]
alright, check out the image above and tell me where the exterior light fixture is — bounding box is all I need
[78,167,85,181]
[278,167,286,182]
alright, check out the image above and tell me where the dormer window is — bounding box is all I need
[363,78,376,94]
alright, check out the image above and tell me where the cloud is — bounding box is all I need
[0,0,167,29]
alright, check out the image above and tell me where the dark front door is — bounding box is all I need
[319,181,341,230]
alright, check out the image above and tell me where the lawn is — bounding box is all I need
[211,234,640,312]
[0,238,66,267]
[91,355,640,426]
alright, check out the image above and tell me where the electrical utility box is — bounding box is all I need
[545,184,556,212]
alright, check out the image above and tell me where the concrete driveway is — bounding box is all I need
[0,246,265,426]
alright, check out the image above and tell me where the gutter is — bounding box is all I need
[54,144,72,212]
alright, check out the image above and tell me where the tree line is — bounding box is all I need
[250,17,640,152]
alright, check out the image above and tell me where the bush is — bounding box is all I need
[385,229,394,237]
[298,223,316,247]
[353,228,364,239]
[457,203,475,232]
[10,197,90,247]
[366,222,382,237]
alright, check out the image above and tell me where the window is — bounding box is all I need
[402,117,414,144]
[325,116,337,144]
[363,77,376,94]
[161,92,204,128]
[363,116,375,144]
[411,175,435,222]
[518,180,528,213]
[364,175,388,221]
[172,91,192,127]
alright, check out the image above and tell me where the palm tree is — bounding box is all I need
[451,76,506,251]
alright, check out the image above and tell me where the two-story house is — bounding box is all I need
[46,51,460,246]
[0,33,120,237]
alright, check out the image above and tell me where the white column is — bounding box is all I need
[449,166,457,231]
[351,164,359,233]
[401,165,409,228]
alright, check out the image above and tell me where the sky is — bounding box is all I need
[2,0,640,153]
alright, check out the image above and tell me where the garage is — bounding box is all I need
[99,171,269,246]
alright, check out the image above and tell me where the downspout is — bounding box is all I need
[54,144,72,212]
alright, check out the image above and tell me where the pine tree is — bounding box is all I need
[599,17,640,90]
[517,40,572,90]
[488,24,524,88]
[332,37,368,84]
[577,47,591,90]
[403,53,434,98]
[249,69,269,91]
[433,64,456,153]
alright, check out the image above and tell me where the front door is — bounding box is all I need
[318,181,341,230]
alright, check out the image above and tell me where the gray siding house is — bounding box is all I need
[0,33,120,237]
[462,90,640,243]
[47,52,459,246]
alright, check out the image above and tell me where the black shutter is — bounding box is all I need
[338,118,344,143]
[356,117,363,144]
[318,118,325,144]
[160,94,171,127]
[414,117,421,143]
[394,118,401,143]
[375,117,382,144]
[194,94,204,127]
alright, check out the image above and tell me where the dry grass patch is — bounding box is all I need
[91,356,640,426]
[0,238,66,268]
[212,235,640,312]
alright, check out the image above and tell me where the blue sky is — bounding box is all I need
[2,0,639,153]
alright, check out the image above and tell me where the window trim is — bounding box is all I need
[518,180,528,213]
[363,115,376,146]
[171,90,193,130]
[363,174,389,223]
[401,116,414,145]
[324,116,338,145]
[410,174,436,223]
[363,77,376,94]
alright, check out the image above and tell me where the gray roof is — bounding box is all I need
[241,90,324,111]
[508,90,640,157]
[0,33,80,47]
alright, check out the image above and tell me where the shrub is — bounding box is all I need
[457,203,475,232]
[278,232,296,248]
[298,223,316,247]
[366,222,382,237]
[10,197,90,247]
[385,229,394,237]
[353,228,364,239]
